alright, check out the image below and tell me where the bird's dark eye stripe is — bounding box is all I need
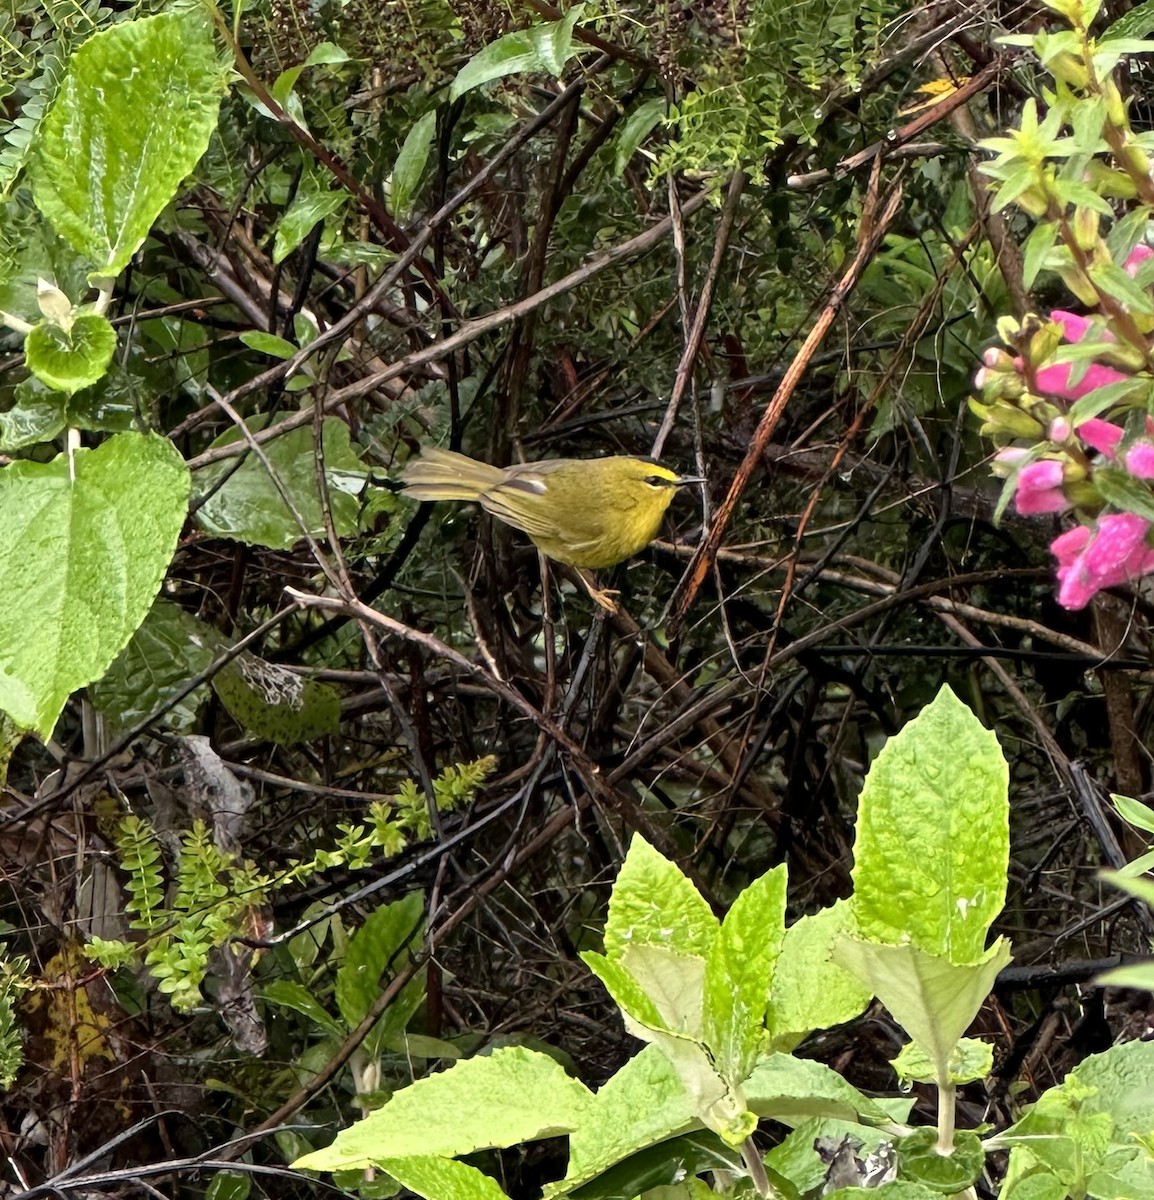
[645,475,674,487]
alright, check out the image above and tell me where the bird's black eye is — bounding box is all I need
[644,474,671,487]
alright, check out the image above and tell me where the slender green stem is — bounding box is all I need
[936,1080,956,1155]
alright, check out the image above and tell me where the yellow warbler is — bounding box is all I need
[401,447,703,607]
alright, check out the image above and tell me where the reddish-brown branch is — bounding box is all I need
[667,174,906,631]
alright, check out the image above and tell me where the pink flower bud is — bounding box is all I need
[1125,440,1154,480]
[1015,460,1069,515]
[1035,360,1129,401]
[1049,416,1073,442]
[1049,310,1117,345]
[1050,310,1094,344]
[1076,418,1125,458]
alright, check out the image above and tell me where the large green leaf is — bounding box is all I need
[765,900,872,1049]
[193,416,367,550]
[553,1046,697,1196]
[580,949,676,1035]
[30,9,227,278]
[292,1046,593,1171]
[851,685,1009,963]
[0,432,189,738]
[832,937,1011,1087]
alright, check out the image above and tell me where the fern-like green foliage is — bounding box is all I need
[656,0,899,176]
[89,756,498,1012]
[0,950,28,1087]
[137,821,272,1010]
[113,814,165,932]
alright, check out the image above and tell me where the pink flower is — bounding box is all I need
[1052,513,1154,608]
[1076,418,1125,458]
[1050,310,1112,345]
[1035,359,1129,401]
[1124,244,1154,277]
[1014,460,1069,515]
[1125,441,1154,480]
[1025,312,1126,400]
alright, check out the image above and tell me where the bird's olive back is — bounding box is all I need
[484,457,679,568]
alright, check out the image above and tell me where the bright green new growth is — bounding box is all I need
[284,687,1154,1197]
[293,1047,594,1171]
[835,686,1013,1116]
[994,1039,1154,1197]
[294,685,1046,1199]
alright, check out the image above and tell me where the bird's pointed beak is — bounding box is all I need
[675,475,707,487]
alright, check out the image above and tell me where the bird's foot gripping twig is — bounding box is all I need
[577,570,619,614]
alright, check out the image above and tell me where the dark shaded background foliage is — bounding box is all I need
[1,0,1152,1194]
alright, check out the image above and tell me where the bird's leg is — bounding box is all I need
[578,569,619,614]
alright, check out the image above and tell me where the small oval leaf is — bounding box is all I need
[391,111,438,220]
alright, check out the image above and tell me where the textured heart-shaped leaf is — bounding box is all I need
[25,311,116,394]
[0,432,189,738]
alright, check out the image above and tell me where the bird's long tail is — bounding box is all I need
[400,447,506,501]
